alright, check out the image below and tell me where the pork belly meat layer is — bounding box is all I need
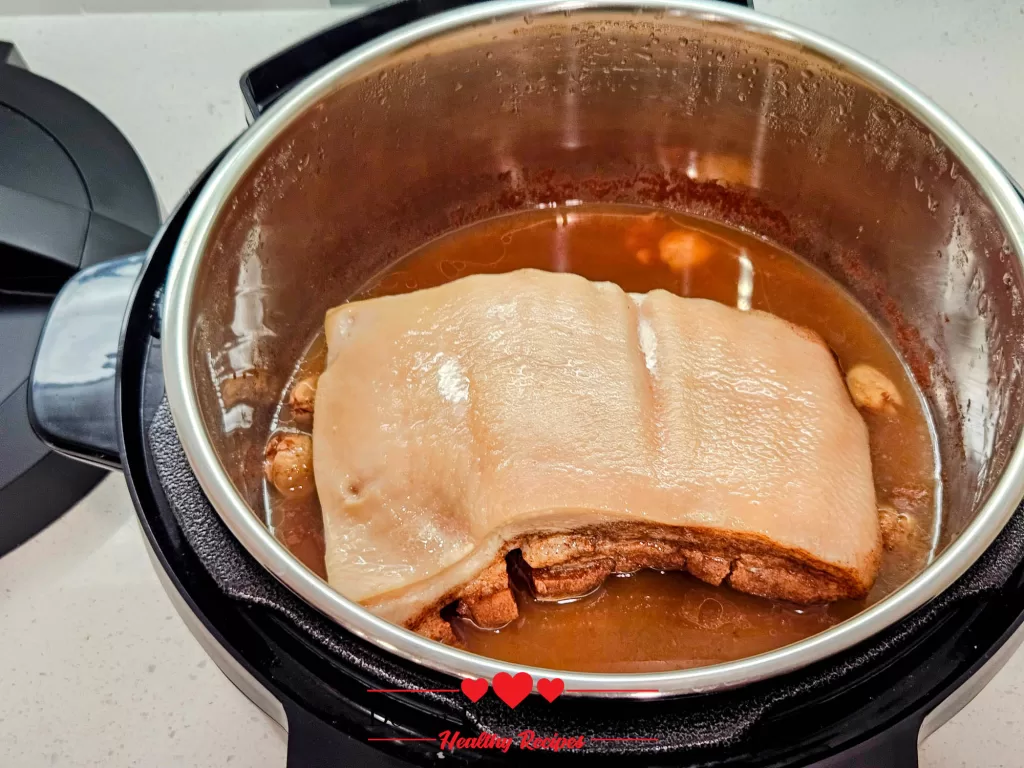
[312,269,881,639]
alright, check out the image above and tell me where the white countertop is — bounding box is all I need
[1,3,1023,766]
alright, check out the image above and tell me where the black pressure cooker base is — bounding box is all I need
[99,139,1024,768]
[144,335,1024,768]
[145,391,1024,765]
[108,146,1024,768]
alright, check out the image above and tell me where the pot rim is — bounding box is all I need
[162,0,1024,697]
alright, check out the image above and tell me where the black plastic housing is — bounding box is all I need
[1,42,160,555]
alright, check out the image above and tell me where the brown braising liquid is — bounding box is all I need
[266,204,939,674]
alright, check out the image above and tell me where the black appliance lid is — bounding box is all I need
[0,42,160,555]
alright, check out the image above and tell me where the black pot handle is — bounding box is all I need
[815,716,922,768]
[28,253,146,469]
[239,0,753,120]
[284,701,407,768]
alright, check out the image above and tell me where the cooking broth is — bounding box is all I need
[266,204,939,673]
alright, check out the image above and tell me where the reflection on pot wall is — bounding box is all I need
[187,9,1024,553]
[208,224,276,437]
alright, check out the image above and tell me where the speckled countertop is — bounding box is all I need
[1,2,1023,766]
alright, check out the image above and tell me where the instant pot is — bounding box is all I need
[27,1,1024,765]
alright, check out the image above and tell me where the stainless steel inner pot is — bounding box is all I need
[163,0,1024,695]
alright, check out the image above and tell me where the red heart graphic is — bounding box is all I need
[492,671,533,709]
[536,677,565,703]
[460,677,488,703]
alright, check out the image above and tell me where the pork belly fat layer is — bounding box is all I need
[311,269,881,633]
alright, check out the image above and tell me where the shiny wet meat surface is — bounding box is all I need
[265,204,939,673]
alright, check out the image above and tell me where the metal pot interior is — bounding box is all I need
[171,1,1024,689]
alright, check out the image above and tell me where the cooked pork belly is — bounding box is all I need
[312,269,880,640]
